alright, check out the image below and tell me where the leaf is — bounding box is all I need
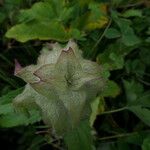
[6,21,70,42]
[85,2,108,30]
[5,1,76,42]
[125,59,146,76]
[145,37,150,43]
[98,143,114,150]
[111,0,124,6]
[142,136,150,150]
[17,2,56,23]
[0,103,14,115]
[140,48,150,66]
[123,130,150,146]
[90,97,105,126]
[5,0,84,42]
[117,141,130,150]
[0,110,41,127]
[123,80,150,126]
[111,10,141,46]
[109,52,124,69]
[97,41,134,70]
[122,9,142,18]
[0,88,23,105]
[76,0,93,6]
[64,120,93,150]
[123,80,144,103]
[101,80,120,98]
[128,106,150,126]
[121,25,141,46]
[105,28,121,39]
[99,51,124,70]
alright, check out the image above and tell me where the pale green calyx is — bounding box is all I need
[13,40,105,135]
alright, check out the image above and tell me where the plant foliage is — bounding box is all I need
[0,0,150,150]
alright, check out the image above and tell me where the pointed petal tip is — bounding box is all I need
[62,47,73,53]
[14,59,22,75]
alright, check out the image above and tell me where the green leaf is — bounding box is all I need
[45,0,65,16]
[18,2,56,23]
[0,88,23,105]
[140,48,150,66]
[142,136,150,150]
[124,80,150,126]
[111,0,124,6]
[128,106,150,126]
[0,103,14,115]
[145,37,150,43]
[97,41,133,70]
[85,2,108,30]
[5,1,84,42]
[6,21,70,42]
[5,1,73,42]
[117,141,130,150]
[90,97,105,126]
[111,10,141,46]
[125,59,146,76]
[109,52,124,69]
[123,80,144,103]
[124,130,150,146]
[101,80,120,97]
[105,28,121,39]
[121,25,141,46]
[122,9,142,18]
[58,6,75,23]
[64,120,93,150]
[0,110,41,127]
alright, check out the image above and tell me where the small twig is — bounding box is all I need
[100,107,127,115]
[137,78,150,86]
[91,19,112,58]
[136,73,150,86]
[98,132,138,141]
[98,130,150,141]
[35,130,50,134]
[118,1,144,8]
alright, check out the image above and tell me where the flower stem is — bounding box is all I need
[100,107,127,115]
[98,130,150,141]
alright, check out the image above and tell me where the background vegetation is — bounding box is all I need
[0,0,150,149]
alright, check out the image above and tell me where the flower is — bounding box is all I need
[13,40,105,135]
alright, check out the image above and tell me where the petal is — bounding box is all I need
[60,90,87,127]
[55,47,82,80]
[13,84,39,112]
[65,40,83,59]
[37,43,62,65]
[15,65,40,83]
[81,60,102,75]
[14,59,22,75]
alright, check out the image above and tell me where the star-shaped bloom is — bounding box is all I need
[13,40,105,135]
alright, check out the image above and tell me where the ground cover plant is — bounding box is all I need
[0,0,150,150]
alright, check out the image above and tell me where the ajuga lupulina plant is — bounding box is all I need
[13,40,105,135]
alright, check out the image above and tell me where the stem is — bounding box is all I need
[98,130,150,141]
[91,19,112,58]
[99,132,138,141]
[100,107,127,115]
[118,1,144,8]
